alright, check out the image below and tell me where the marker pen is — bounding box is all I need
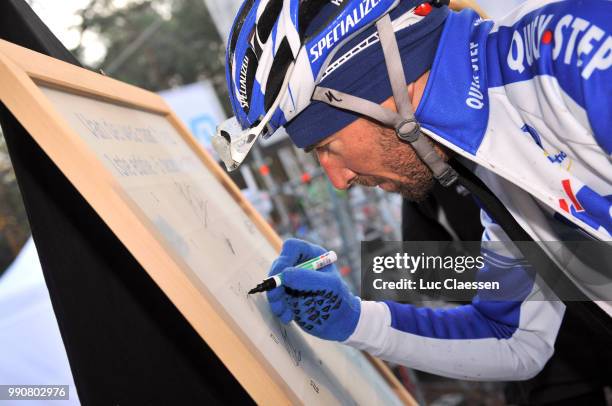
[247,251,337,294]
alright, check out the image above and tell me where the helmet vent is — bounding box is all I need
[264,38,293,111]
[230,0,257,60]
[298,0,330,39]
[257,0,283,43]
[300,0,350,40]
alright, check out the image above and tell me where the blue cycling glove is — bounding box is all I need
[267,239,361,342]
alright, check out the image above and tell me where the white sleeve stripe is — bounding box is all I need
[343,300,392,356]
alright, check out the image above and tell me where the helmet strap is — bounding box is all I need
[312,12,458,187]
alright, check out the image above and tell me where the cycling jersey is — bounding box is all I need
[345,0,611,380]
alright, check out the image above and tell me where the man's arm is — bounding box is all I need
[345,212,565,381]
[269,219,565,381]
[346,299,563,381]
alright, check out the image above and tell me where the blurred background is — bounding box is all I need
[0,1,531,405]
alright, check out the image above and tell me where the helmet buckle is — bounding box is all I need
[437,167,459,187]
[394,119,421,143]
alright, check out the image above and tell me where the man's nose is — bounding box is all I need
[317,154,356,190]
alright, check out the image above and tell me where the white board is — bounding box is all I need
[39,86,402,406]
[158,81,226,158]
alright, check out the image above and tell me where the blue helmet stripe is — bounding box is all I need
[289,0,299,28]
[247,80,265,124]
[287,85,296,111]
[272,21,278,56]
[270,106,288,130]
[231,0,262,128]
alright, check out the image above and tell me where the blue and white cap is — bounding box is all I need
[286,3,448,147]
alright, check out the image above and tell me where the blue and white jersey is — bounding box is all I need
[345,0,611,380]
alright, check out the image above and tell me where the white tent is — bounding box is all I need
[0,238,80,405]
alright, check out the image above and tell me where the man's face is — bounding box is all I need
[313,116,437,202]
[310,71,439,201]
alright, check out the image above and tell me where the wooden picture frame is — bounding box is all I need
[0,39,415,405]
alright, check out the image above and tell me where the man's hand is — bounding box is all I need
[267,239,360,341]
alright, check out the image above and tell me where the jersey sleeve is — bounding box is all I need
[344,211,566,381]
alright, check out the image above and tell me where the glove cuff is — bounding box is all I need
[343,301,392,355]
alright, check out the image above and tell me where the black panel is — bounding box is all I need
[0,1,254,404]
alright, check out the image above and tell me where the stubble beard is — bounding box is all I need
[353,125,436,202]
